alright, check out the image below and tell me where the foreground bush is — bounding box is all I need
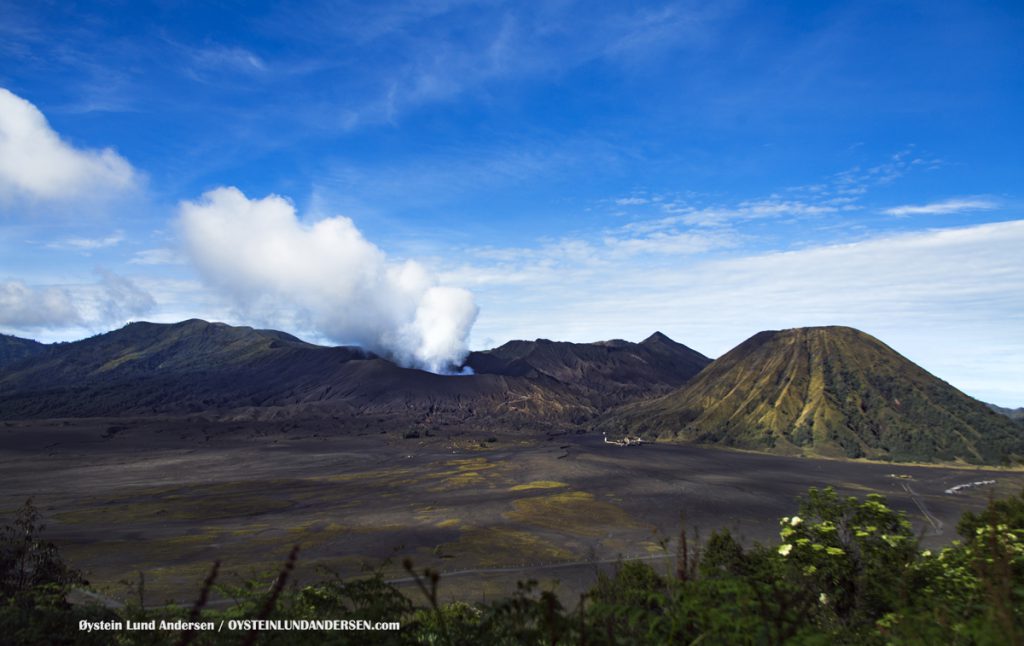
[2,488,1023,644]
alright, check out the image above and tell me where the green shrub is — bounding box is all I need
[4,490,1024,644]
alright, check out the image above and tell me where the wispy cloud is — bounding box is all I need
[607,150,943,235]
[0,280,81,328]
[190,44,267,73]
[822,149,941,198]
[615,197,649,206]
[441,219,1024,403]
[94,269,156,324]
[602,229,739,256]
[316,135,622,211]
[246,1,737,131]
[129,248,185,265]
[46,231,124,250]
[656,199,841,228]
[883,197,998,217]
[180,43,270,86]
[0,270,154,332]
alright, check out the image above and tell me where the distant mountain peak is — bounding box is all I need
[0,319,709,423]
[605,325,1023,465]
[641,331,673,344]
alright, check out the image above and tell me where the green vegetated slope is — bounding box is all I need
[604,326,1023,464]
[989,403,1024,421]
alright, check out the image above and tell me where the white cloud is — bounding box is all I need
[454,220,1024,405]
[46,231,124,250]
[129,248,185,265]
[615,197,649,206]
[0,281,81,328]
[829,149,940,197]
[652,199,839,228]
[94,269,156,324]
[0,88,137,201]
[883,198,997,217]
[276,3,734,131]
[178,187,478,372]
[191,45,266,73]
[602,229,737,256]
[0,271,155,333]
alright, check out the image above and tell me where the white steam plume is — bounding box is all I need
[178,187,478,373]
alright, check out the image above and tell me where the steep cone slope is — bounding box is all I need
[604,326,1023,465]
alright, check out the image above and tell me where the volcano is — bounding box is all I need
[0,320,709,427]
[1,321,1019,464]
[600,326,1023,464]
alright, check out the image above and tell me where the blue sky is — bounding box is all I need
[0,1,1022,403]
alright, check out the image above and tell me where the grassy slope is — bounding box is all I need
[605,326,1023,465]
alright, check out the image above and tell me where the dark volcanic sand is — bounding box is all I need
[1,417,1021,605]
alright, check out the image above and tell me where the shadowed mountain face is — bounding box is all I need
[0,320,367,419]
[0,334,45,369]
[2,321,1018,464]
[602,326,1023,465]
[466,331,711,408]
[0,320,709,426]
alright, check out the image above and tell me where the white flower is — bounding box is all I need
[790,516,803,527]
[778,544,793,556]
[819,593,829,605]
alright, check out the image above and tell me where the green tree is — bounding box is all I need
[1,498,85,603]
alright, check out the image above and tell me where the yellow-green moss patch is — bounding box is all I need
[509,480,568,492]
[505,491,641,537]
[441,527,572,568]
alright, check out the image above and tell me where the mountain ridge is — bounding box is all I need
[2,321,1019,465]
[0,320,709,426]
[600,326,1022,464]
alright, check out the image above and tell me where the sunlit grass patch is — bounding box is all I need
[837,481,882,493]
[57,495,294,524]
[426,457,501,491]
[640,540,665,554]
[505,491,641,537]
[510,480,568,491]
[441,527,572,568]
[67,530,220,556]
[54,479,342,524]
[314,467,420,488]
